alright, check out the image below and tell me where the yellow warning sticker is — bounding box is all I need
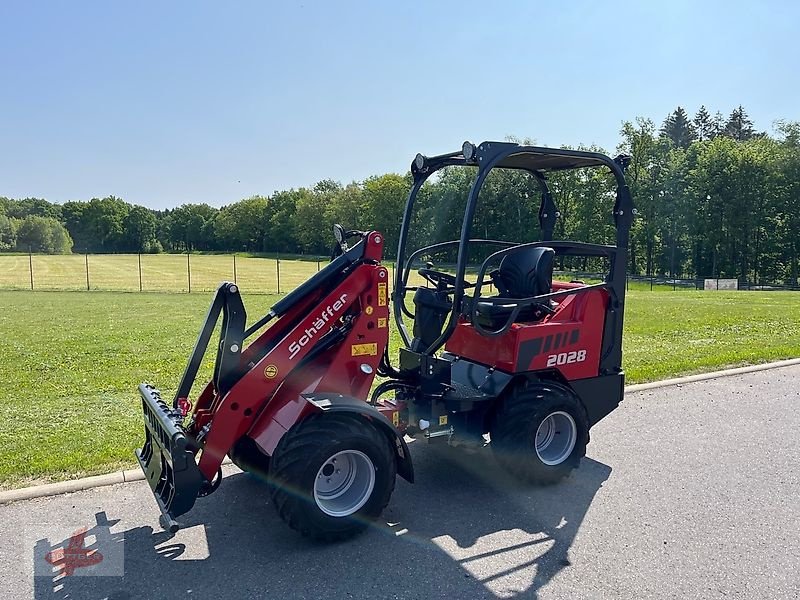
[392,411,399,427]
[378,282,387,306]
[365,305,374,315]
[439,415,448,426]
[351,343,378,357]
[377,317,387,328]
[264,364,278,379]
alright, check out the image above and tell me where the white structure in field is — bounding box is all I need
[704,278,738,290]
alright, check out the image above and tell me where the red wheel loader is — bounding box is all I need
[135,140,635,540]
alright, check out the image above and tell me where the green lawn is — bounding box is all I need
[1,288,799,489]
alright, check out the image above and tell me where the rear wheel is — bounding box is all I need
[269,413,396,541]
[490,381,589,484]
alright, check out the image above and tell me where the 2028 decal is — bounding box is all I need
[546,349,587,367]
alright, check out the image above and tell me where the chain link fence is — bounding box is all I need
[0,253,377,294]
[561,271,800,292]
[1,253,797,294]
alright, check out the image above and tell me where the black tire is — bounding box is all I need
[269,413,396,541]
[228,436,271,477]
[490,380,589,485]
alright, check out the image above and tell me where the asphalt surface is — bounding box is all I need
[1,366,799,600]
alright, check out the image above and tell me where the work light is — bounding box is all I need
[462,141,476,162]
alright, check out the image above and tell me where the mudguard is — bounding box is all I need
[302,392,415,483]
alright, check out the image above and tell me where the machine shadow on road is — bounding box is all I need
[33,447,611,600]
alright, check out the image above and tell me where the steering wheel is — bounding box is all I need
[417,267,457,288]
[417,267,478,291]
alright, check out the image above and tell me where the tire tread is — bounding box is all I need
[491,380,589,485]
[269,413,396,541]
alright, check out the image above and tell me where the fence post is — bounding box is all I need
[85,253,90,291]
[138,253,143,292]
[650,276,653,291]
[276,252,281,294]
[233,254,237,284]
[317,258,321,272]
[29,248,34,291]
[187,252,191,293]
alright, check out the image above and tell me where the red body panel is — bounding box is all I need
[192,232,389,480]
[445,284,609,380]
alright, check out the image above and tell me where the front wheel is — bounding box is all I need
[269,413,396,541]
[490,381,589,484]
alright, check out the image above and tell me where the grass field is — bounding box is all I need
[1,288,799,489]
[0,253,347,294]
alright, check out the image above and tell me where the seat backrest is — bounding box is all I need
[496,246,555,298]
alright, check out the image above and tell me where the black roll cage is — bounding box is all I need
[392,140,634,375]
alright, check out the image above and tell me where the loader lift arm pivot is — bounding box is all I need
[174,282,248,409]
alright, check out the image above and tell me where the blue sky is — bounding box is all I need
[1,1,797,209]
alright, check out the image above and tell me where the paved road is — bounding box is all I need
[2,366,799,600]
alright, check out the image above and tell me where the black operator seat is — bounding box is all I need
[475,246,555,328]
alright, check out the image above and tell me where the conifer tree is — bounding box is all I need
[724,105,756,141]
[660,106,697,148]
[694,105,716,141]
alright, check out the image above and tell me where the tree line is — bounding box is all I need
[0,175,409,258]
[1,105,798,284]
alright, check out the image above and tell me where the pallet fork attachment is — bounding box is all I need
[135,384,203,532]
[136,281,249,529]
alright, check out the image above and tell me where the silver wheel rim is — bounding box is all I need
[313,450,376,517]
[535,411,577,466]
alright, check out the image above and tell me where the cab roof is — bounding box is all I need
[413,141,629,176]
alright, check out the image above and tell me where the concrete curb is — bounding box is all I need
[0,459,230,505]
[624,357,800,393]
[0,472,126,504]
[2,357,799,504]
